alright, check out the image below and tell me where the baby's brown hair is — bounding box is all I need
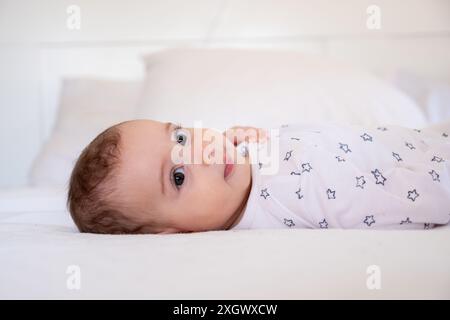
[68,124,151,234]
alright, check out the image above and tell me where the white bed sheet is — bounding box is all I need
[0,187,449,299]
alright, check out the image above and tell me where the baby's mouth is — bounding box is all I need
[224,162,234,179]
[223,150,234,179]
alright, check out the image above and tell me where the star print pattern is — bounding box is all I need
[429,170,440,182]
[405,142,416,150]
[301,162,312,172]
[284,219,295,227]
[356,176,366,189]
[364,215,376,226]
[244,123,450,231]
[284,150,293,161]
[431,156,444,163]
[407,189,419,201]
[326,188,336,199]
[339,142,351,153]
[319,219,328,229]
[392,152,402,161]
[371,169,387,185]
[400,217,412,225]
[360,133,373,142]
[260,188,270,199]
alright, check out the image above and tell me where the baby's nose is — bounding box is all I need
[202,147,222,165]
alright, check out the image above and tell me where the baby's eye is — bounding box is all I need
[172,167,185,189]
[175,128,188,146]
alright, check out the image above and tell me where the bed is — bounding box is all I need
[1,205,449,299]
[1,48,450,299]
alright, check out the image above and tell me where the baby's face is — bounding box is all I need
[116,120,251,233]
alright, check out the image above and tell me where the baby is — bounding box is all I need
[68,119,450,234]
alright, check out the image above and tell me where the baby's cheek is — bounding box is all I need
[196,183,231,211]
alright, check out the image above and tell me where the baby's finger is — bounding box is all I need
[224,126,268,145]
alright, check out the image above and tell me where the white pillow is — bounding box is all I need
[388,70,450,124]
[137,48,427,131]
[30,78,141,187]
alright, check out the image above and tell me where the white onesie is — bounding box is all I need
[231,121,450,230]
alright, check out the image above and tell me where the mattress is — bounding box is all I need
[0,187,449,299]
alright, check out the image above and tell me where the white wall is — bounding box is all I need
[1,0,450,187]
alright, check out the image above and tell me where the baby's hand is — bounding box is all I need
[223,126,269,146]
